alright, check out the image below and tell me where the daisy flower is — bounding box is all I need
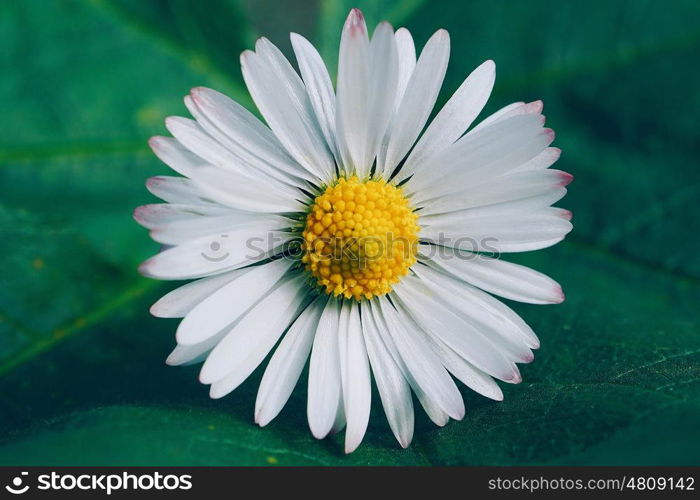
[136,8,572,453]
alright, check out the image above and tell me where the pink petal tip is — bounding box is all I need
[148,136,166,152]
[346,8,366,36]
[543,128,556,142]
[529,100,544,114]
[240,49,255,65]
[190,86,206,99]
[558,171,574,187]
[137,259,152,277]
[145,177,158,187]
[133,205,148,223]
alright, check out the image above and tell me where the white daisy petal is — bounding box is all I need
[200,274,307,390]
[241,40,334,180]
[190,166,305,213]
[148,135,206,177]
[335,9,372,176]
[290,33,338,160]
[364,22,399,178]
[393,28,416,109]
[420,245,564,305]
[184,94,309,187]
[411,264,534,362]
[414,393,450,426]
[166,115,304,202]
[361,301,414,448]
[378,29,450,175]
[331,302,352,437]
[393,276,519,382]
[135,204,275,247]
[339,301,371,453]
[469,100,543,134]
[307,299,342,439]
[176,258,293,345]
[330,390,347,435]
[375,297,465,420]
[467,101,523,132]
[417,256,542,347]
[419,190,568,232]
[133,203,233,229]
[166,330,228,367]
[255,296,326,427]
[164,117,241,174]
[512,146,562,172]
[420,206,573,253]
[396,60,496,183]
[408,114,553,200]
[418,168,572,215]
[145,176,212,205]
[370,300,452,426]
[138,224,292,280]
[425,335,504,401]
[188,86,313,183]
[150,269,248,318]
[466,286,542,349]
[150,213,282,246]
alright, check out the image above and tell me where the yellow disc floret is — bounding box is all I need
[301,176,419,300]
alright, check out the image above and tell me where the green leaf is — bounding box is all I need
[0,0,699,465]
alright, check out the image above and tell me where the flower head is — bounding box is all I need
[136,8,572,453]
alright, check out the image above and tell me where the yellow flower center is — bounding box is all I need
[301,176,419,300]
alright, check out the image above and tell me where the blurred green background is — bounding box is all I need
[1,0,699,466]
